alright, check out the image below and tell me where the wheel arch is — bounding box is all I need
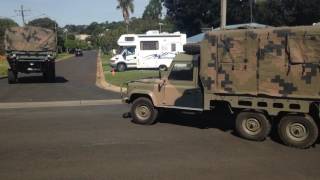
[129,91,159,107]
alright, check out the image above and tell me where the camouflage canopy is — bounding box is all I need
[200,26,320,100]
[5,26,57,52]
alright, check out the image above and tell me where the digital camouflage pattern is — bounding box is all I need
[200,26,320,99]
[5,26,57,52]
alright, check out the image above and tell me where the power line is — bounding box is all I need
[14,5,31,26]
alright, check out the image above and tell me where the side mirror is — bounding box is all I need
[158,79,166,91]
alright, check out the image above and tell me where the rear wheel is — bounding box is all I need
[278,115,318,149]
[117,63,127,72]
[8,69,17,84]
[131,97,158,125]
[44,62,55,82]
[235,111,271,141]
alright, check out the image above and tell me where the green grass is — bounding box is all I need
[0,59,8,77]
[56,53,74,61]
[101,54,158,87]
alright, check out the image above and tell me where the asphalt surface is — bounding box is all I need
[0,50,119,102]
[0,105,319,180]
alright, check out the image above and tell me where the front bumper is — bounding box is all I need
[120,86,130,104]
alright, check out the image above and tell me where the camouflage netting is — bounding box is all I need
[5,26,57,52]
[200,26,320,99]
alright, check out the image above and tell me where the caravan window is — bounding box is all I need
[125,37,135,41]
[140,41,159,50]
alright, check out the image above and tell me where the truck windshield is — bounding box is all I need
[168,63,193,81]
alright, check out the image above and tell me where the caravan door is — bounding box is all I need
[139,41,160,69]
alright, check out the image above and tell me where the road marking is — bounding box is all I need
[0,99,123,109]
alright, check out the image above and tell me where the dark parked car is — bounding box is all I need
[75,49,83,56]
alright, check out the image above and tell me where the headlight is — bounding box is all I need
[47,54,54,60]
[10,53,16,59]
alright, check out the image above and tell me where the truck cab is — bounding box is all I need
[122,53,203,124]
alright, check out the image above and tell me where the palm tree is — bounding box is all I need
[116,0,134,33]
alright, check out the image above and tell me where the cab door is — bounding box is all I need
[161,60,203,109]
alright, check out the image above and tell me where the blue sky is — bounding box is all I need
[1,0,150,26]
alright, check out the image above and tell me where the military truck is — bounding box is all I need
[122,25,320,149]
[5,26,57,83]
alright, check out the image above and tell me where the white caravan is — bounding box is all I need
[110,30,187,71]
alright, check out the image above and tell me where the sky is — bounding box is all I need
[0,0,150,26]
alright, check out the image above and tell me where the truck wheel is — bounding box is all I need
[235,111,271,141]
[131,97,158,125]
[8,69,17,84]
[46,62,56,82]
[117,63,126,72]
[159,65,167,71]
[278,115,318,149]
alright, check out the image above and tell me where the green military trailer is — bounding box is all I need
[5,26,57,83]
[122,25,320,149]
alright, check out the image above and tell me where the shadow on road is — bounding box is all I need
[17,76,68,84]
[158,105,235,133]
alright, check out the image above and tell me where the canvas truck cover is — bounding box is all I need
[5,26,57,52]
[200,26,320,100]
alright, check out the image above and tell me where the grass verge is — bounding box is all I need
[0,56,8,77]
[56,53,74,61]
[101,54,158,87]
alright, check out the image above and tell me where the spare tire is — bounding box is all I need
[183,43,200,55]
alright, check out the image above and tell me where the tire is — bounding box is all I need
[278,115,318,149]
[117,63,127,72]
[45,62,55,82]
[159,65,168,71]
[131,97,158,125]
[235,111,271,141]
[8,69,17,84]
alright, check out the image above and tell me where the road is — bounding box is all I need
[0,50,119,102]
[0,51,319,180]
[0,105,319,180]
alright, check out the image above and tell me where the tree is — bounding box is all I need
[0,18,18,55]
[143,0,163,20]
[116,0,135,32]
[164,0,218,36]
[28,17,58,31]
[164,0,320,36]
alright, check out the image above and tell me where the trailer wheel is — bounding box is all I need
[278,115,318,149]
[236,111,271,141]
[131,97,158,125]
[117,63,127,72]
[8,69,17,84]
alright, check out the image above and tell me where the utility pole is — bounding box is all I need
[159,23,164,33]
[220,0,227,29]
[15,5,30,26]
[250,0,253,23]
